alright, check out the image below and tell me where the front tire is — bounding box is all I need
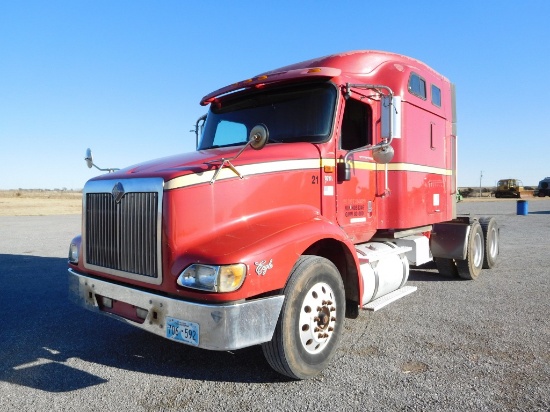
[261,255,345,380]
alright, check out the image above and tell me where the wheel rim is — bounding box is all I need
[488,227,498,258]
[298,281,337,354]
[473,231,483,267]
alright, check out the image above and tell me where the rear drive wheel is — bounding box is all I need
[261,255,345,380]
[457,222,484,280]
[479,217,499,269]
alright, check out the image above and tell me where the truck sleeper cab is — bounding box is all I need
[68,50,499,380]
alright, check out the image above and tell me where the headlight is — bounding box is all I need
[177,263,246,292]
[68,243,79,264]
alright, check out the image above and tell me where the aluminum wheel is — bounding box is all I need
[298,281,337,354]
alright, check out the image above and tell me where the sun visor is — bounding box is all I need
[200,67,341,106]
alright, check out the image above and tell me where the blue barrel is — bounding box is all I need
[517,200,528,215]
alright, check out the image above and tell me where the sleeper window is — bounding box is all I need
[408,73,427,100]
[431,84,441,107]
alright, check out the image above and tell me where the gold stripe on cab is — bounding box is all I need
[165,159,321,190]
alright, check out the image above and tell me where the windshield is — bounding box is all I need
[198,83,337,150]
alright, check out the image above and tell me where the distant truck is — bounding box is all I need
[68,50,501,379]
[535,177,550,197]
[495,178,523,198]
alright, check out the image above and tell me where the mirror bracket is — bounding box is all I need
[84,148,120,173]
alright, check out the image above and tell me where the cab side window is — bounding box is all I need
[341,99,371,150]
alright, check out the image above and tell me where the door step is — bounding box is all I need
[362,285,417,311]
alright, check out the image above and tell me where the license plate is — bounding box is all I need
[166,317,199,346]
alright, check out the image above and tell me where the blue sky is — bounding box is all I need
[1,1,549,189]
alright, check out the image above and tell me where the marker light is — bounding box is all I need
[68,243,79,264]
[177,263,246,292]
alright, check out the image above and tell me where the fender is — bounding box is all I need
[430,220,470,260]
[169,204,359,302]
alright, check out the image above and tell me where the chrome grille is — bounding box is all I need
[83,178,164,284]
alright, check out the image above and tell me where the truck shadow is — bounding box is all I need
[0,254,288,393]
[408,261,463,282]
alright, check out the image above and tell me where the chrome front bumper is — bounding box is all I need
[68,268,284,351]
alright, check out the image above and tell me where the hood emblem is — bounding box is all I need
[112,182,125,203]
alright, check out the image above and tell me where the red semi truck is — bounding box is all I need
[68,50,499,379]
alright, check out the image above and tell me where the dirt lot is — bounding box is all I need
[0,189,546,216]
[1,198,549,411]
[0,190,82,216]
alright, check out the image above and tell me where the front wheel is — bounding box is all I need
[261,255,345,380]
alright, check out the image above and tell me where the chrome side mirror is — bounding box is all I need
[373,145,394,164]
[83,148,120,173]
[249,124,269,150]
[85,148,94,169]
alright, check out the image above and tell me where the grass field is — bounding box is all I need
[0,190,82,216]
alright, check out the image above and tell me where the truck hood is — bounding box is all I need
[89,143,322,184]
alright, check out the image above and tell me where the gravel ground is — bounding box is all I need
[0,199,549,411]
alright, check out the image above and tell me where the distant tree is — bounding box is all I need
[461,188,474,197]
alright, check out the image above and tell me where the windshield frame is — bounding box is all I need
[198,81,338,150]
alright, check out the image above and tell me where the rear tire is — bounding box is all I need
[261,255,345,380]
[479,217,499,269]
[457,222,484,280]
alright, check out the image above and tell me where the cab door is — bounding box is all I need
[335,97,378,243]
